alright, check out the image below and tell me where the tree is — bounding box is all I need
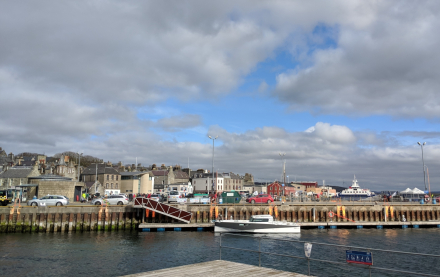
[53,151,103,167]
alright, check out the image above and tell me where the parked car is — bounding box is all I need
[28,195,69,206]
[150,194,164,202]
[167,191,181,203]
[246,194,274,204]
[92,195,129,205]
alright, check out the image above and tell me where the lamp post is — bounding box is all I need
[77,153,83,182]
[417,142,427,191]
[208,135,218,196]
[279,153,286,197]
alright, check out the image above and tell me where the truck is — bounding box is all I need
[0,189,13,206]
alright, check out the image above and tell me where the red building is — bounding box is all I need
[267,182,296,197]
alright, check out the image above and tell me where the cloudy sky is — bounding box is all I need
[1,1,440,191]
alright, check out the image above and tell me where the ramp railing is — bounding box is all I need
[133,197,192,223]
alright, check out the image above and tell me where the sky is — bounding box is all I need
[1,1,440,191]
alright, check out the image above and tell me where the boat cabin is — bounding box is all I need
[249,215,274,223]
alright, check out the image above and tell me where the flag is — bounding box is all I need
[391,192,396,197]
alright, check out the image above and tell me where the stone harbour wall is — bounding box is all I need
[1,203,440,233]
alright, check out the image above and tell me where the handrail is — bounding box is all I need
[221,232,440,257]
[219,233,440,277]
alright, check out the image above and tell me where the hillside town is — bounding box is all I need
[0,147,325,203]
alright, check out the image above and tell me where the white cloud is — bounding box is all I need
[273,1,440,118]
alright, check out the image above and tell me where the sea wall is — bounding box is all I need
[1,203,439,233]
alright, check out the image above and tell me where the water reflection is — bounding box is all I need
[1,228,440,277]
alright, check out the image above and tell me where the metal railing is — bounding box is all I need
[218,233,440,277]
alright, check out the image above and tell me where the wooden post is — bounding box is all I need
[54,213,60,233]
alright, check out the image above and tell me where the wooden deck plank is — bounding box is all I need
[122,260,309,277]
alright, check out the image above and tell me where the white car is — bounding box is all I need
[28,195,69,206]
[92,195,129,205]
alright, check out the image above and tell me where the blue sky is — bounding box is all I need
[2,1,440,190]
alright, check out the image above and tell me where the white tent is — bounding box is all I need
[400,188,413,194]
[412,188,425,194]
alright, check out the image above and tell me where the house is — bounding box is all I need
[222,172,245,191]
[81,163,121,195]
[192,172,224,194]
[150,166,190,186]
[267,182,296,198]
[120,171,154,195]
[0,163,41,189]
[166,182,193,195]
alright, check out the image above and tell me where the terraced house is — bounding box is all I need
[81,163,121,195]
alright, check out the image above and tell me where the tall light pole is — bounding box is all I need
[417,142,427,191]
[208,135,218,196]
[78,152,83,182]
[279,153,286,197]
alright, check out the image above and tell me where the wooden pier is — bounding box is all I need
[121,260,309,277]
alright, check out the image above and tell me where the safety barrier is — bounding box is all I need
[218,233,440,277]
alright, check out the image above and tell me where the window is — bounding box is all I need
[107,175,109,180]
[194,180,196,184]
[116,176,118,181]
[115,184,118,189]
[106,183,109,188]
[112,175,114,180]
[111,183,113,189]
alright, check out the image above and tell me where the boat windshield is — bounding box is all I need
[250,217,270,222]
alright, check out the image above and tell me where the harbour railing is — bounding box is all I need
[218,233,440,277]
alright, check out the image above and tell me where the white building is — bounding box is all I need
[192,172,225,194]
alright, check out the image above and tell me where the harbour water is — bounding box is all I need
[1,228,440,277]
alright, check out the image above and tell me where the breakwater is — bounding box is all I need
[1,203,440,233]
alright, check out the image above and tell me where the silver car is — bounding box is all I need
[92,195,129,205]
[28,195,69,206]
[167,191,181,203]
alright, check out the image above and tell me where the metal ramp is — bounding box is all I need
[133,197,192,224]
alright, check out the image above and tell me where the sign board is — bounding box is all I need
[177,198,187,203]
[189,198,200,203]
[201,197,210,204]
[346,250,373,265]
[226,193,234,196]
[304,243,312,258]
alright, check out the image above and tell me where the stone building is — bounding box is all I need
[28,175,85,202]
[52,155,78,180]
[0,163,41,189]
[151,166,189,186]
[81,163,121,195]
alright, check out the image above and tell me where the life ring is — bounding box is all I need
[328,211,335,218]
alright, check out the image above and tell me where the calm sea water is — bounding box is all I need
[1,228,440,277]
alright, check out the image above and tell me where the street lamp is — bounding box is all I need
[417,142,426,191]
[208,135,218,196]
[279,153,286,197]
[77,152,83,181]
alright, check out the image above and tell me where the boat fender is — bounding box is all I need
[328,211,335,218]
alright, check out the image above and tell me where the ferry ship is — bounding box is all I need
[338,176,374,200]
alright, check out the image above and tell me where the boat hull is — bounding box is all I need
[214,221,300,233]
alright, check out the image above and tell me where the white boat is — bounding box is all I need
[214,214,300,233]
[339,175,374,200]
